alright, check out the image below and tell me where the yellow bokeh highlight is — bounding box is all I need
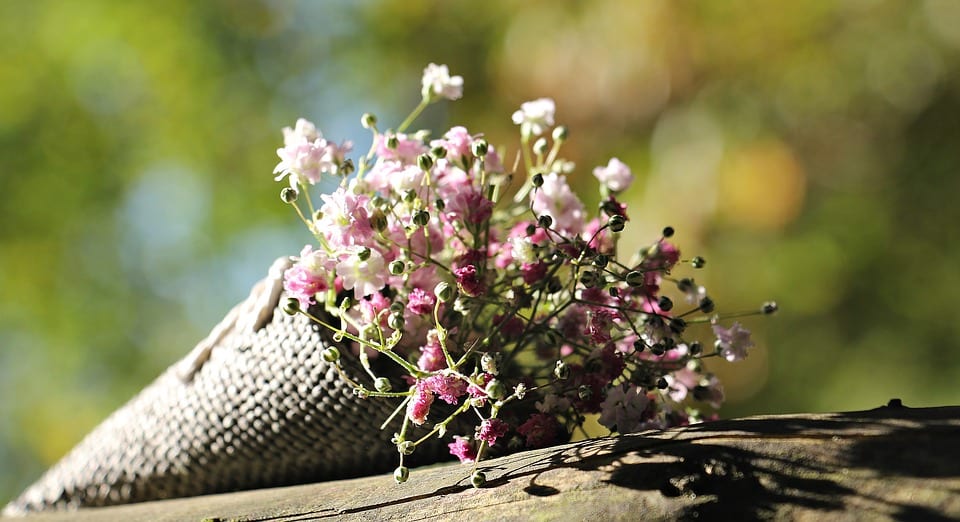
[718,140,806,231]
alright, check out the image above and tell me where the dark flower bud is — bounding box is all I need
[471,139,489,158]
[417,153,434,171]
[625,271,644,287]
[689,341,703,355]
[677,278,695,293]
[662,226,674,238]
[389,260,405,275]
[370,209,388,232]
[633,339,646,352]
[413,210,430,227]
[471,470,486,488]
[430,145,447,159]
[657,377,669,390]
[532,173,544,187]
[658,296,673,312]
[388,312,405,331]
[394,466,409,484]
[593,254,609,268]
[434,282,454,302]
[608,215,626,232]
[357,247,372,261]
[434,198,446,211]
[699,296,715,314]
[361,113,377,129]
[692,256,706,269]
[578,385,592,400]
[321,347,341,363]
[283,297,300,315]
[386,135,399,150]
[397,440,414,455]
[280,187,298,203]
[554,360,570,380]
[762,301,779,315]
[339,158,355,176]
[538,214,553,229]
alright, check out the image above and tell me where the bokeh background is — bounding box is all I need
[3,0,960,504]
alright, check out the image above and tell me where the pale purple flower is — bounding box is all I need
[477,418,509,446]
[421,63,463,101]
[592,158,634,192]
[512,98,555,136]
[283,244,332,309]
[535,393,571,414]
[598,384,652,434]
[274,118,352,188]
[336,247,387,299]
[448,436,477,463]
[531,172,585,235]
[713,322,754,362]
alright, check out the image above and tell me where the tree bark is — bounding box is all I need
[8,401,959,521]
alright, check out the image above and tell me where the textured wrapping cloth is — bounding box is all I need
[4,257,450,515]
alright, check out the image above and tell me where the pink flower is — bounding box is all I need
[406,382,435,425]
[467,373,493,404]
[417,330,447,372]
[421,63,463,101]
[336,247,387,299]
[317,188,374,248]
[283,245,331,309]
[431,126,473,161]
[512,98,555,136]
[713,322,754,362]
[448,436,477,463]
[517,413,563,449]
[598,384,654,434]
[585,308,619,344]
[377,132,427,163]
[424,374,467,405]
[274,118,351,188]
[592,158,634,192]
[445,189,493,226]
[454,264,485,297]
[520,261,547,285]
[531,172,585,235]
[477,418,509,446]
[641,240,680,272]
[406,288,436,316]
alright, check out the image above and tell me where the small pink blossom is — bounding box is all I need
[454,264,485,297]
[477,418,509,446]
[406,382,435,425]
[517,413,563,449]
[531,172,585,235]
[592,158,634,192]
[377,132,427,163]
[274,118,352,188]
[406,288,436,316]
[317,188,374,248]
[512,98,555,136]
[448,436,477,463]
[283,245,332,309]
[424,374,467,405]
[521,261,547,285]
[417,330,447,372]
[713,322,754,362]
[585,308,619,344]
[431,126,474,162]
[446,189,493,226]
[421,63,464,101]
[336,247,387,299]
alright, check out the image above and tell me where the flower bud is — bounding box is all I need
[552,125,568,142]
[662,226,675,238]
[481,352,500,375]
[608,215,626,232]
[417,153,434,171]
[397,441,415,455]
[532,173,544,187]
[321,347,341,363]
[471,470,486,488]
[690,341,703,355]
[435,282,454,302]
[430,145,447,159]
[375,377,393,393]
[413,209,430,227]
[593,254,609,268]
[677,278,695,293]
[339,158,355,176]
[394,465,409,484]
[280,187,298,203]
[625,271,644,287]
[485,379,507,400]
[283,297,300,315]
[471,139,489,158]
[434,198,446,211]
[762,301,779,315]
[692,256,706,269]
[361,113,377,129]
[633,339,646,352]
[578,385,592,400]
[533,137,548,155]
[514,382,527,400]
[386,135,399,150]
[388,312,405,331]
[357,247,372,261]
[658,296,673,312]
[537,214,553,229]
[657,377,669,390]
[369,209,388,232]
[698,296,715,314]
[554,360,570,380]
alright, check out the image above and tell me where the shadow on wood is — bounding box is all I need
[7,402,959,521]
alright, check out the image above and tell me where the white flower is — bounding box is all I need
[512,98,555,137]
[713,322,754,362]
[274,118,352,189]
[337,247,387,299]
[510,236,537,264]
[592,157,634,192]
[421,63,463,101]
[598,384,652,434]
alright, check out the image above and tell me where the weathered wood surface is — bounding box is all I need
[7,402,959,521]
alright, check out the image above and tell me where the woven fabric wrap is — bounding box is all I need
[4,258,447,515]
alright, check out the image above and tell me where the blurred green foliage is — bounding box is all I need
[4,0,960,504]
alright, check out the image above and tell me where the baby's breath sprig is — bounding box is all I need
[272,63,776,486]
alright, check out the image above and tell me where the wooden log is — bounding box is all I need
[7,401,959,521]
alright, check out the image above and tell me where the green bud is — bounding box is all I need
[397,440,414,455]
[321,347,341,363]
[394,465,409,484]
[430,145,447,159]
[413,210,430,227]
[533,137,548,155]
[417,153,434,171]
[485,379,507,400]
[370,209,388,232]
[692,256,706,269]
[532,172,544,187]
[357,247,372,261]
[471,470,486,488]
[282,297,300,315]
[339,158,355,176]
[537,214,553,229]
[552,125,568,142]
[471,139,489,158]
[625,271,644,287]
[386,135,399,150]
[361,113,377,129]
[388,312,405,331]
[389,260,405,275]
[375,377,392,393]
[608,215,626,232]
[434,198,446,211]
[699,296,715,314]
[435,282,454,302]
[481,352,500,375]
[762,301,779,314]
[554,360,570,380]
[280,187,298,204]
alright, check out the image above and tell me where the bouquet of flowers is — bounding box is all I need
[273,64,776,487]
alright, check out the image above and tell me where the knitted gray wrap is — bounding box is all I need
[4,257,446,515]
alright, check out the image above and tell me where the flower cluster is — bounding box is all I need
[275,63,776,487]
